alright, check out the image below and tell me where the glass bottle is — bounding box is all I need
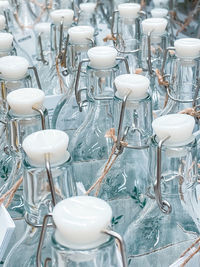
[4,129,77,267]
[37,196,127,267]
[161,38,200,116]
[70,45,130,184]
[111,3,144,73]
[0,88,49,218]
[89,74,153,236]
[124,114,200,266]
[0,55,42,111]
[50,8,74,53]
[139,17,170,117]
[52,25,95,138]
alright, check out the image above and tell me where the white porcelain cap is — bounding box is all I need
[174,38,200,59]
[0,56,29,80]
[151,8,168,18]
[68,26,94,44]
[0,14,5,30]
[7,88,45,116]
[34,22,51,36]
[50,9,74,26]
[79,3,96,13]
[0,32,13,51]
[153,0,169,7]
[118,3,140,18]
[0,0,9,11]
[115,74,149,100]
[88,46,117,69]
[142,18,167,35]
[152,114,195,145]
[22,130,69,166]
[0,0,9,9]
[53,196,112,249]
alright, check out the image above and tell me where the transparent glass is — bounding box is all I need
[92,94,153,235]
[0,108,50,218]
[23,154,77,225]
[51,234,123,267]
[52,42,93,138]
[162,56,200,115]
[4,224,53,267]
[70,64,120,184]
[140,32,169,70]
[124,136,200,266]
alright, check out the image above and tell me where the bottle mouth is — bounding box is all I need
[87,46,117,69]
[118,3,141,19]
[22,129,70,167]
[0,56,29,80]
[142,18,168,35]
[152,114,195,146]
[68,26,94,45]
[50,9,74,26]
[52,196,112,250]
[174,38,200,59]
[114,74,150,100]
[7,88,45,116]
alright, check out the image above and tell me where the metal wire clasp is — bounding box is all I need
[102,229,127,267]
[154,135,172,214]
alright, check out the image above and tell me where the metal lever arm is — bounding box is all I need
[103,229,127,267]
[28,66,42,90]
[154,136,172,214]
[116,57,130,74]
[36,214,53,267]
[75,59,90,112]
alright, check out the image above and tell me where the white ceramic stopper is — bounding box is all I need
[142,18,167,35]
[153,0,169,7]
[0,56,29,80]
[151,8,168,18]
[0,32,13,51]
[50,9,74,26]
[0,0,9,10]
[118,3,140,18]
[79,3,96,13]
[34,22,51,36]
[115,74,149,100]
[152,114,195,145]
[88,46,117,69]
[174,38,200,59]
[7,88,45,116]
[53,196,112,249]
[22,129,69,166]
[68,26,94,44]
[0,14,5,30]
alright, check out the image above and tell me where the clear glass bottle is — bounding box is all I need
[124,114,200,266]
[161,38,200,115]
[70,46,130,184]
[4,129,77,267]
[37,196,127,267]
[111,3,143,73]
[0,88,49,218]
[52,25,95,138]
[91,74,153,236]
[50,8,74,53]
[0,55,42,111]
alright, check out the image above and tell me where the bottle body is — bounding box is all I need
[124,136,199,266]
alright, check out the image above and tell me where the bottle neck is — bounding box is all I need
[51,234,122,267]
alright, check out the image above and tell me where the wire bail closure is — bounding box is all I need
[75,57,130,112]
[154,135,172,214]
[36,216,128,267]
